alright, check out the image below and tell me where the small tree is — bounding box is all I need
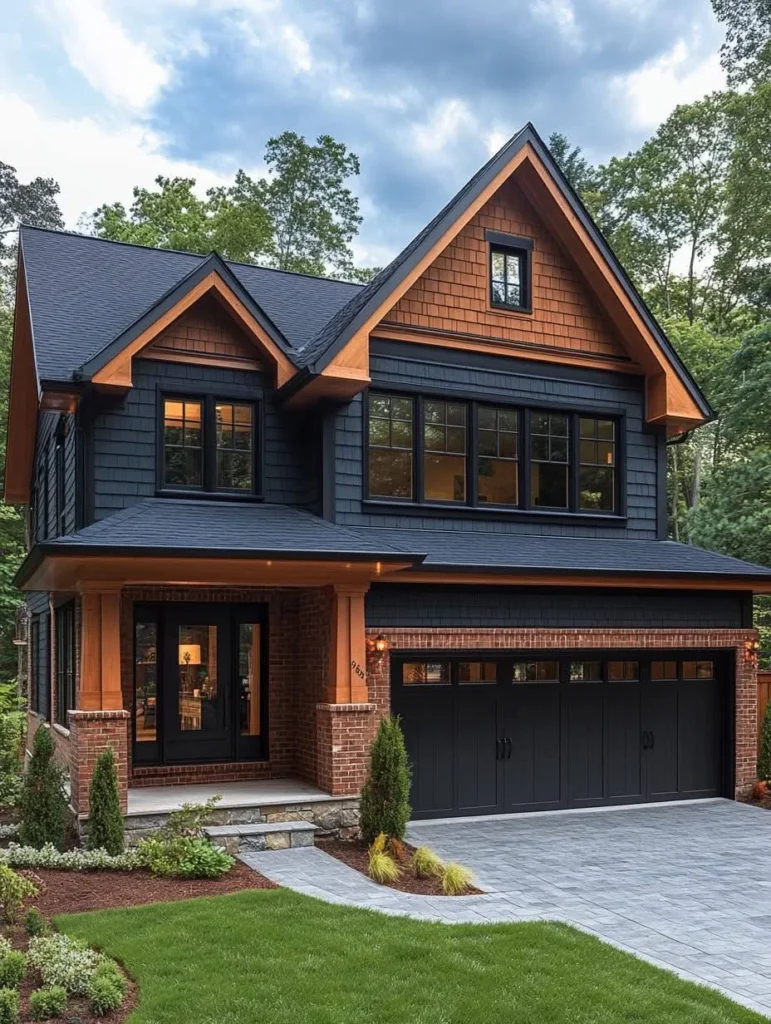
[19,725,67,850]
[758,700,771,783]
[359,715,411,845]
[87,748,124,855]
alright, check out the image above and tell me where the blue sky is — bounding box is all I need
[0,0,725,268]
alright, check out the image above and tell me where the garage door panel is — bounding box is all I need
[503,686,562,811]
[455,691,499,814]
[605,686,644,802]
[567,687,604,805]
[644,683,680,801]
[401,695,455,817]
[678,680,722,798]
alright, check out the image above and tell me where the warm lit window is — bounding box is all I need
[163,399,203,489]
[161,396,256,495]
[652,661,678,680]
[368,394,413,499]
[490,246,529,311]
[424,401,467,503]
[682,660,714,680]
[478,407,518,505]
[530,412,570,509]
[458,662,497,684]
[570,661,603,682]
[513,661,560,683]
[216,403,253,491]
[608,661,639,681]
[402,662,451,685]
[579,418,616,512]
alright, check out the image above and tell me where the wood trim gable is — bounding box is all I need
[90,271,297,389]
[298,142,707,432]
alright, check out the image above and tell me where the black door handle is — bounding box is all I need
[496,738,502,760]
[649,731,655,750]
[642,731,649,750]
[506,737,513,759]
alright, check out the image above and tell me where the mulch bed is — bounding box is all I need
[317,839,483,896]
[25,860,277,917]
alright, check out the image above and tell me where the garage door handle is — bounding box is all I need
[642,731,650,750]
[496,738,502,760]
[649,731,655,750]
[506,737,512,759]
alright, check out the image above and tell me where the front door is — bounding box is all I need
[133,602,268,766]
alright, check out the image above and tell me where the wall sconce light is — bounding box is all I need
[745,638,760,664]
[367,634,389,656]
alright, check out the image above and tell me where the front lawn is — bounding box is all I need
[58,889,765,1024]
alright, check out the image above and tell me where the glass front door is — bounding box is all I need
[133,603,267,765]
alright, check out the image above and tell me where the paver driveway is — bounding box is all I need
[245,799,771,1017]
[409,800,771,1017]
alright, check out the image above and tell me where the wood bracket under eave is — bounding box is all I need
[40,390,80,414]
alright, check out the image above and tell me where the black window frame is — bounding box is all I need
[487,231,534,314]
[54,420,66,537]
[157,393,261,500]
[364,390,623,518]
[54,601,75,728]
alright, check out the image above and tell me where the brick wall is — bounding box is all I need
[68,710,129,816]
[366,626,759,794]
[384,178,629,364]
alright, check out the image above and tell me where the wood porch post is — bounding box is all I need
[328,584,369,704]
[78,587,123,711]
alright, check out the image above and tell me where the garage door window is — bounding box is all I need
[570,660,602,682]
[402,662,450,685]
[683,660,713,679]
[608,661,639,681]
[459,662,497,684]
[513,660,559,683]
[652,661,678,680]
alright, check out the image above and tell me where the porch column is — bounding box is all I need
[70,586,128,818]
[328,584,369,704]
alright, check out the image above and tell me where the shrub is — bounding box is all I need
[0,826,19,841]
[0,844,140,873]
[88,977,123,1016]
[442,862,474,896]
[137,836,233,879]
[24,908,47,937]
[759,700,771,783]
[91,959,127,999]
[0,865,38,923]
[368,849,401,884]
[86,748,124,856]
[0,988,19,1024]
[359,715,411,845]
[19,727,67,851]
[164,796,222,838]
[411,846,444,879]
[0,952,25,989]
[0,714,23,810]
[27,935,101,995]
[29,986,68,1021]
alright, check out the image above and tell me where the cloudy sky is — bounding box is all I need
[1,0,725,268]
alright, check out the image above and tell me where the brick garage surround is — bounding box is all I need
[68,709,129,816]
[366,627,759,795]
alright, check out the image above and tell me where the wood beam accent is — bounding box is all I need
[78,588,123,711]
[90,272,296,390]
[40,390,79,414]
[328,584,369,703]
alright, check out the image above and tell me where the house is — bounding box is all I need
[7,123,771,829]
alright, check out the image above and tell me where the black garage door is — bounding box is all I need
[391,652,730,819]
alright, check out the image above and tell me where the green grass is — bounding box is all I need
[58,889,766,1024]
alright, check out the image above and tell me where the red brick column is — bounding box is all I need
[366,627,759,797]
[315,703,377,795]
[68,710,129,816]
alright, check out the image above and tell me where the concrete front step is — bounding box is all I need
[204,820,318,854]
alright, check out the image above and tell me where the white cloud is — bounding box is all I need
[616,41,726,132]
[0,91,234,227]
[411,98,475,158]
[36,0,169,111]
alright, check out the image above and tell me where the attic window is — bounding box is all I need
[487,230,533,313]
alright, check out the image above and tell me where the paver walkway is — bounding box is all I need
[242,799,771,1018]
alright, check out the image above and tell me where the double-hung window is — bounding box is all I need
[55,602,75,727]
[366,392,619,515]
[161,396,257,495]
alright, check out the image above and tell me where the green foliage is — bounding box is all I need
[28,986,67,1021]
[0,951,25,989]
[441,862,475,896]
[91,958,127,999]
[712,0,771,86]
[411,846,444,879]
[0,987,18,1024]
[86,748,124,856]
[24,907,47,937]
[0,843,140,872]
[359,715,411,845]
[0,712,23,809]
[367,849,401,884]
[689,451,771,566]
[0,865,38,923]
[136,836,234,879]
[27,934,101,995]
[88,976,124,1016]
[758,701,771,782]
[19,726,67,851]
[548,132,601,205]
[164,795,221,838]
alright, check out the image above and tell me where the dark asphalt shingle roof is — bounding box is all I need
[38,499,416,560]
[347,526,771,579]
[21,226,362,383]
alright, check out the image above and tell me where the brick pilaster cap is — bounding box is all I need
[68,710,130,722]
[316,702,376,713]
